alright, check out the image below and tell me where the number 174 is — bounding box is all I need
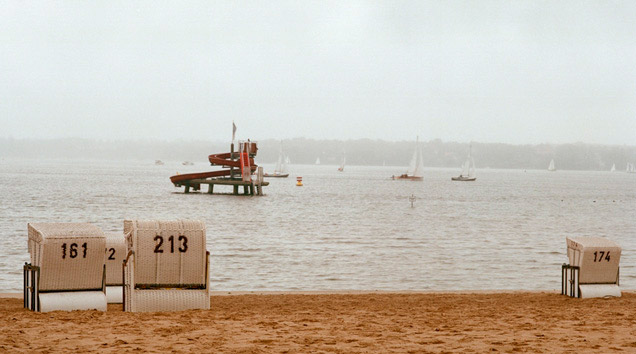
[593,251,610,262]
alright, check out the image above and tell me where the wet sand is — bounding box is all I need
[1,292,635,353]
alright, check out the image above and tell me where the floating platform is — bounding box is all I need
[173,177,269,196]
[170,140,268,196]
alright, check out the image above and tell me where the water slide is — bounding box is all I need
[169,152,257,185]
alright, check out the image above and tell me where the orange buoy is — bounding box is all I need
[296,176,303,186]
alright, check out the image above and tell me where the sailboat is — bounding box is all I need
[452,145,476,181]
[337,152,345,172]
[315,157,321,165]
[548,159,556,172]
[264,142,289,178]
[610,163,616,172]
[392,137,424,181]
[627,163,636,173]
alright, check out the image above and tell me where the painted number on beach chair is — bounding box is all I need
[593,251,611,262]
[61,242,88,259]
[153,235,188,253]
[107,248,116,260]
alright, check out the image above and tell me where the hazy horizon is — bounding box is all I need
[2,136,635,172]
[2,1,636,145]
[2,135,636,148]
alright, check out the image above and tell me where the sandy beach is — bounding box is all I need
[1,292,635,353]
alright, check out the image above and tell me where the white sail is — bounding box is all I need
[460,160,469,176]
[393,136,424,180]
[315,157,320,165]
[273,142,288,174]
[458,146,476,179]
[548,159,556,171]
[468,156,476,178]
[274,153,283,173]
[610,163,615,172]
[410,140,424,178]
[415,149,424,177]
[407,149,417,176]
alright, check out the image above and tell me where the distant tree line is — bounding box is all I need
[1,137,635,171]
[258,138,636,171]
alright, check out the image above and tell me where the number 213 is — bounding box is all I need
[154,235,188,253]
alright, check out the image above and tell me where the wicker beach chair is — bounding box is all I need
[24,223,107,312]
[123,220,210,312]
[105,232,126,303]
[562,237,621,298]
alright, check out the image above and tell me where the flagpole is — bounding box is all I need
[231,121,235,154]
[230,121,235,179]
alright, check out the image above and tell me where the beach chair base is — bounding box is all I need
[562,264,621,298]
[106,286,123,304]
[39,291,107,312]
[127,289,210,312]
[578,284,621,298]
[24,262,107,312]
[123,250,210,312]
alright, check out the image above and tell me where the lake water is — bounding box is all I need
[1,159,635,292]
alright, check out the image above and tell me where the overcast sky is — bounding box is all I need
[1,1,635,145]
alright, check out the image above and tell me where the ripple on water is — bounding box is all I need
[1,162,636,291]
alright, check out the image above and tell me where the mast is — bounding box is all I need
[274,141,283,173]
[230,122,236,179]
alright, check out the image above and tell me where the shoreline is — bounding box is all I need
[8,288,636,297]
[1,289,568,299]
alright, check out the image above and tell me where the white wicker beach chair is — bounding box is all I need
[24,223,107,312]
[123,220,210,312]
[105,232,126,303]
[562,237,621,298]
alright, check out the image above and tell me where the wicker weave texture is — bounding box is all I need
[567,237,621,250]
[124,254,134,312]
[124,220,134,235]
[28,223,106,291]
[123,244,210,312]
[28,223,104,266]
[130,289,210,312]
[127,220,207,286]
[124,220,133,245]
[566,237,621,284]
[105,233,126,285]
